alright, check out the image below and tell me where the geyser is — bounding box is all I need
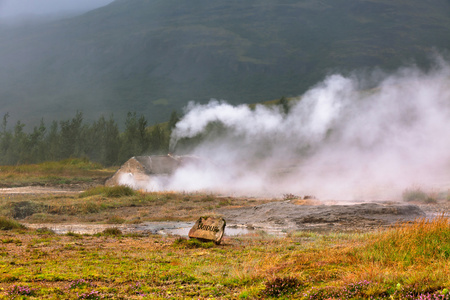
[143,59,450,200]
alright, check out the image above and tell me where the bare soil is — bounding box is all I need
[219,200,445,233]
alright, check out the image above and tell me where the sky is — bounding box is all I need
[0,0,114,23]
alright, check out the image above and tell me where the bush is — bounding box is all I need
[7,285,37,297]
[402,188,429,202]
[262,276,302,297]
[79,185,136,198]
[10,201,38,219]
[0,216,25,230]
[106,215,126,224]
[35,227,55,235]
[100,227,122,236]
[105,186,136,197]
[173,237,214,249]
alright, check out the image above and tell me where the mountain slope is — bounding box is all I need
[0,0,450,126]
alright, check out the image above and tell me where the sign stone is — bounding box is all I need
[188,216,226,244]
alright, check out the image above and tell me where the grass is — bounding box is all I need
[0,189,271,224]
[0,162,448,298]
[0,158,115,187]
[402,187,441,203]
[359,215,450,266]
[78,185,136,198]
[0,216,25,230]
[0,217,448,299]
[173,237,215,249]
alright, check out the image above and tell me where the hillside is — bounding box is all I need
[0,0,450,126]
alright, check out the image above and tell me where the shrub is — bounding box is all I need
[0,216,25,230]
[283,193,298,200]
[262,276,302,297]
[173,237,214,249]
[35,227,55,235]
[79,185,136,198]
[69,279,90,289]
[402,188,429,202]
[7,285,37,297]
[104,186,136,197]
[202,194,215,202]
[106,215,125,224]
[10,201,38,219]
[100,227,122,236]
[77,290,105,299]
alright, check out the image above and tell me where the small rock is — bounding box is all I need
[188,216,226,244]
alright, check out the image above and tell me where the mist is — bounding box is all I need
[0,0,114,24]
[145,59,450,201]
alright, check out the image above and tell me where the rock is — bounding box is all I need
[219,202,426,232]
[188,216,226,244]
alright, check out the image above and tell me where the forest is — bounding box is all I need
[0,111,179,166]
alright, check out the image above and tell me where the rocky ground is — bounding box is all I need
[1,186,448,234]
[219,200,449,233]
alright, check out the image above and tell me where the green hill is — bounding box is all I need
[0,0,449,127]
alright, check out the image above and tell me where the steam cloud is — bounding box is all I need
[165,60,450,200]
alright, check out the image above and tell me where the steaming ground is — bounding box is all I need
[129,60,450,201]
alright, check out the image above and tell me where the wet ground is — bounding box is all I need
[25,200,446,236]
[26,221,252,236]
[3,186,448,236]
[218,200,434,233]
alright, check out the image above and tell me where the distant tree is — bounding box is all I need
[168,110,180,130]
[0,113,12,164]
[118,112,150,163]
[103,116,120,166]
[1,113,9,134]
[0,111,176,166]
[148,124,169,154]
[277,96,290,114]
[85,115,120,166]
[28,119,47,162]
[45,121,60,161]
[59,111,84,158]
[7,121,28,164]
[137,115,149,153]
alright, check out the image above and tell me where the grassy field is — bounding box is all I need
[0,217,448,299]
[0,185,273,224]
[0,159,115,188]
[0,161,449,299]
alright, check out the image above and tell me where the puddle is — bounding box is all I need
[160,224,252,236]
[25,222,255,236]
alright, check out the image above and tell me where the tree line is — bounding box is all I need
[0,111,180,166]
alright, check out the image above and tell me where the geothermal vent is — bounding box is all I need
[105,155,201,190]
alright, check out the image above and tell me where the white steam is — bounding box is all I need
[166,61,450,200]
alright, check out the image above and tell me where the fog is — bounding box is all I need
[150,59,450,201]
[0,0,114,23]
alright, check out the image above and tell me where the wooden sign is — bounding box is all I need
[188,216,226,244]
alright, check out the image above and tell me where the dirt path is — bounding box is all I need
[0,186,80,194]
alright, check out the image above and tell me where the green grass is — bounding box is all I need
[359,216,450,266]
[79,186,136,198]
[173,237,215,249]
[402,187,439,203]
[0,159,115,187]
[0,216,25,230]
[0,190,273,224]
[97,227,122,236]
[0,218,448,299]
